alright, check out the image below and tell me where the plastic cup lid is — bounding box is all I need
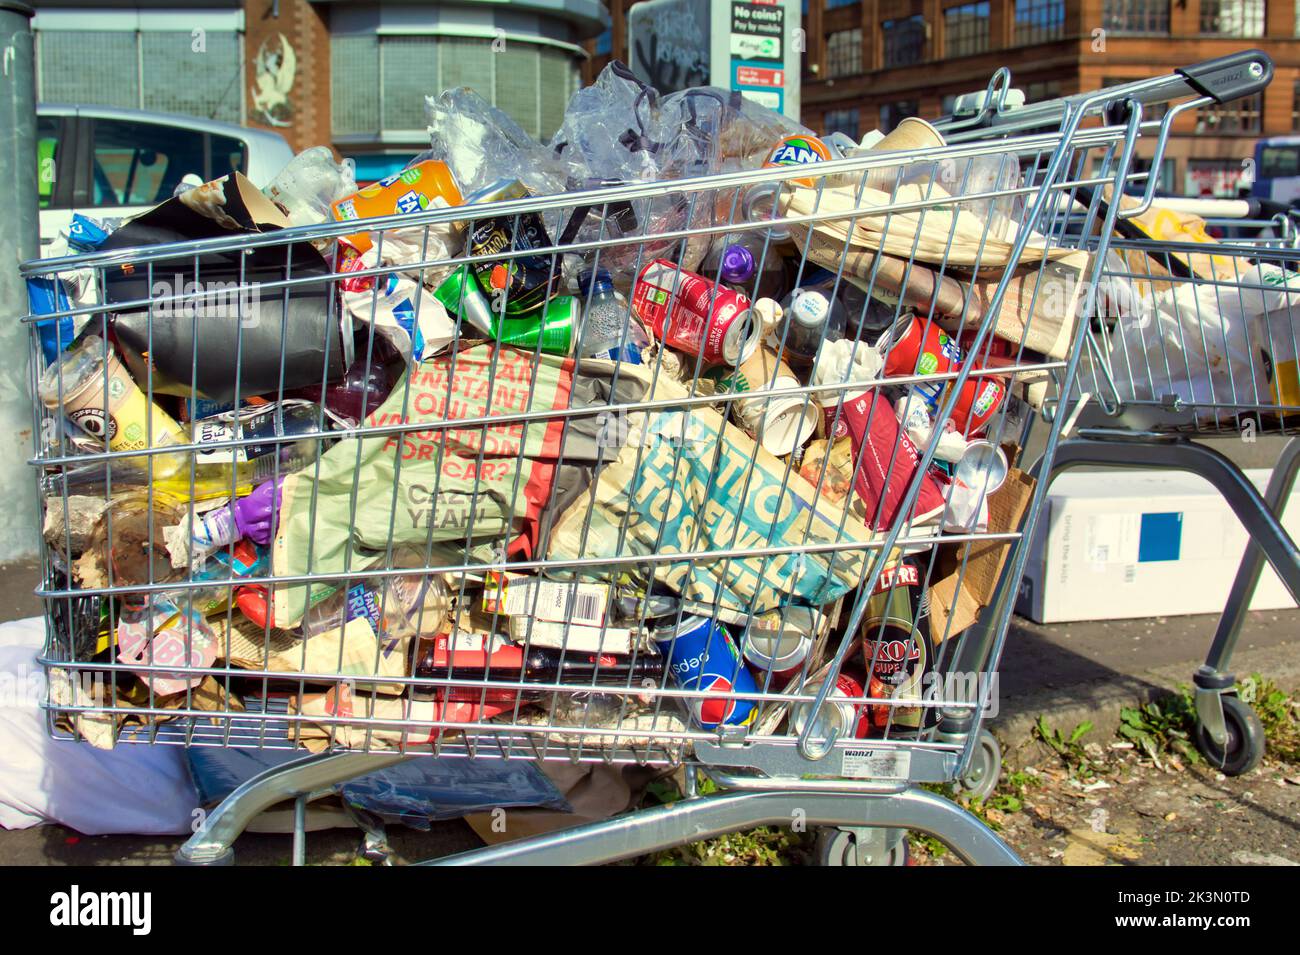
[759,398,819,456]
[954,440,1008,493]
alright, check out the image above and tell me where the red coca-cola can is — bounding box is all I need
[879,314,963,379]
[944,374,1008,435]
[632,259,761,366]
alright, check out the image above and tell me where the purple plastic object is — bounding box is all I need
[233,477,285,546]
[719,245,756,285]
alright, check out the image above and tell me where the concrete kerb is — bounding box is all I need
[986,641,1300,770]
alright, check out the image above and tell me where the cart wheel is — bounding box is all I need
[1196,695,1265,776]
[816,828,910,866]
[956,730,1002,803]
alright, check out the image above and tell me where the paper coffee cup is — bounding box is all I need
[872,117,946,154]
[39,336,188,461]
[866,117,947,192]
[718,346,818,456]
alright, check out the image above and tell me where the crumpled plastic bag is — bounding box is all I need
[1084,262,1292,424]
[423,87,564,199]
[263,147,358,228]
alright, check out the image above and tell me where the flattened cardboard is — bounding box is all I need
[928,468,1036,641]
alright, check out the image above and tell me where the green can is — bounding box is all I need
[492,295,578,355]
[433,267,495,337]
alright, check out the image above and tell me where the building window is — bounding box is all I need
[824,108,861,140]
[1186,159,1249,197]
[1102,0,1170,33]
[332,35,579,142]
[1024,80,1063,102]
[1195,92,1263,135]
[882,15,927,67]
[880,100,919,131]
[36,29,243,123]
[1014,0,1066,44]
[1293,80,1300,130]
[945,2,990,57]
[1199,0,1265,36]
[826,29,862,78]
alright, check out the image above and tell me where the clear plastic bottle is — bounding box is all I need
[575,267,651,363]
[775,287,847,369]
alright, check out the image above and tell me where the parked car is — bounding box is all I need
[37,104,295,248]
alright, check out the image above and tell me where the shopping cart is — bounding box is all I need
[21,52,1273,866]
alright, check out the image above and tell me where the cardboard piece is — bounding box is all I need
[928,468,1036,641]
[101,173,348,404]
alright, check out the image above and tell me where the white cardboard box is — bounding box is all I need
[1016,468,1300,623]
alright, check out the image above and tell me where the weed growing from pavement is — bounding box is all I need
[621,675,1298,867]
[635,775,813,866]
[1117,689,1202,767]
[1034,717,1101,781]
[1239,674,1300,764]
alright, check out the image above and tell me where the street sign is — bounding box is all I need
[628,0,801,121]
[714,0,801,120]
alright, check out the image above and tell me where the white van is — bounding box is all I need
[37,104,295,248]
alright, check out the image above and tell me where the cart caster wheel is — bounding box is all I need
[1196,695,1265,776]
[816,828,910,866]
[956,730,1002,803]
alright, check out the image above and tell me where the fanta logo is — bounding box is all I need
[766,135,830,167]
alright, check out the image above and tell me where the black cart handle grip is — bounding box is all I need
[1176,49,1273,104]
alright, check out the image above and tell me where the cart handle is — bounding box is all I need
[1176,49,1274,105]
[938,50,1273,140]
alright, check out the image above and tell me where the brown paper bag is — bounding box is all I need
[792,224,1086,361]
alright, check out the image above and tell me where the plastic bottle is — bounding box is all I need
[699,232,788,301]
[191,402,328,483]
[301,573,451,643]
[574,267,651,363]
[774,286,847,369]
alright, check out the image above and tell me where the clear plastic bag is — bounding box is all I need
[263,146,358,228]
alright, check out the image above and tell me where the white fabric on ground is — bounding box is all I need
[0,617,200,834]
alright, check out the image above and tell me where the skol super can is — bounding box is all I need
[632,259,760,366]
[653,615,758,729]
[861,554,939,732]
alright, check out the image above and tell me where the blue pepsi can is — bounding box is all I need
[654,615,758,729]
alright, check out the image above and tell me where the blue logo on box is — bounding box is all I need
[1138,512,1182,563]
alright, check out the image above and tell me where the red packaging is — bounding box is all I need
[632,259,759,365]
[839,391,947,530]
[881,315,963,379]
[945,374,1007,435]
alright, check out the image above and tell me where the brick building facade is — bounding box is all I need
[584,0,1300,196]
